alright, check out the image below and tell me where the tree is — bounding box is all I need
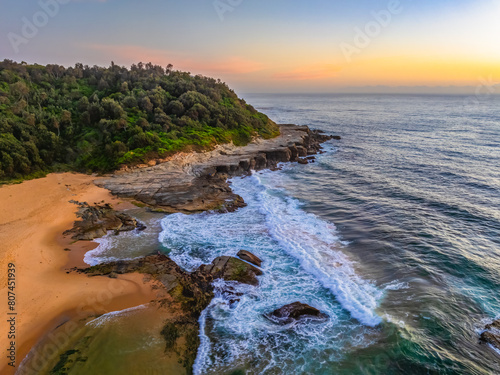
[166,100,185,116]
[98,78,109,91]
[140,96,153,113]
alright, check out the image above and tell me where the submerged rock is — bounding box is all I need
[266,302,328,325]
[63,201,146,240]
[237,250,263,267]
[480,320,500,350]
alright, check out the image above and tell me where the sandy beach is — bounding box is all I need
[0,173,159,374]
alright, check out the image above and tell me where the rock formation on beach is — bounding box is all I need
[198,255,263,286]
[237,250,263,267]
[63,201,146,240]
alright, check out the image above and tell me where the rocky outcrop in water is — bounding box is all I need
[266,302,328,325]
[480,320,500,350]
[95,124,336,213]
[63,201,146,240]
[237,250,263,267]
[197,255,263,286]
[75,251,266,373]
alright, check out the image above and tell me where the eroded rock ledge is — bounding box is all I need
[95,124,335,213]
[78,253,263,314]
[266,302,328,325]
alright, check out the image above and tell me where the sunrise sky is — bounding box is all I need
[1,0,500,94]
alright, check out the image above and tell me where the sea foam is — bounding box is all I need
[160,168,385,373]
[161,170,383,328]
[249,171,383,326]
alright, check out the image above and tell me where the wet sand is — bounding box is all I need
[0,173,159,374]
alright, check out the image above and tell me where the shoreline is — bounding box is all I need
[0,125,335,374]
[0,173,159,374]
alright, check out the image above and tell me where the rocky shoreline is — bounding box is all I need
[95,124,335,213]
[49,124,337,374]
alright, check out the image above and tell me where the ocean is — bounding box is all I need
[86,93,500,374]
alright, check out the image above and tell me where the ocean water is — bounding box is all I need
[87,94,500,374]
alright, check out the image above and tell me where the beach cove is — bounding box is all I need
[1,124,332,374]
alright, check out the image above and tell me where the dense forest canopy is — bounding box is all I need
[0,60,279,181]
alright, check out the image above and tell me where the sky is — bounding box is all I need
[1,0,500,94]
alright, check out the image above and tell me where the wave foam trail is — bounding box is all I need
[193,279,253,375]
[250,172,383,326]
[86,304,148,328]
[193,299,212,375]
[84,216,163,266]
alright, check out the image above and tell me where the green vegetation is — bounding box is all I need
[50,349,87,375]
[0,60,279,182]
[160,322,180,352]
[181,325,201,374]
[160,320,200,373]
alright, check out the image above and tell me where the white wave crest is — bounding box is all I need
[249,172,382,326]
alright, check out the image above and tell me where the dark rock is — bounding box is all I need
[332,136,342,140]
[63,201,146,241]
[485,320,500,330]
[266,302,328,325]
[80,254,214,316]
[75,252,265,374]
[197,256,263,286]
[480,320,500,350]
[297,158,308,165]
[237,250,262,267]
[296,146,308,157]
[481,332,500,349]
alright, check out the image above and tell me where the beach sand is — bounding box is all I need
[0,173,160,374]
